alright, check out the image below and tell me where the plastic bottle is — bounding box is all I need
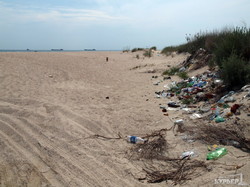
[181,150,198,159]
[207,148,227,160]
[215,106,220,117]
[174,119,184,125]
[127,136,145,144]
[229,140,240,148]
[168,102,180,108]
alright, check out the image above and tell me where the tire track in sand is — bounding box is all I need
[0,115,128,187]
[0,100,136,186]
[0,118,101,186]
[0,121,65,187]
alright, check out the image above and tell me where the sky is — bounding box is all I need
[0,0,250,50]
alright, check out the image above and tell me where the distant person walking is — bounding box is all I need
[106,57,108,62]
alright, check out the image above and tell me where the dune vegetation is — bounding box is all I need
[162,26,250,89]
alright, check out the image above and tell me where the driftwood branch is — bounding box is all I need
[88,133,123,140]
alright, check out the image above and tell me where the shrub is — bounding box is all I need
[161,46,179,55]
[143,50,152,58]
[177,71,189,79]
[132,48,145,52]
[131,48,137,52]
[162,67,179,76]
[221,53,250,89]
[214,27,250,67]
[150,46,157,51]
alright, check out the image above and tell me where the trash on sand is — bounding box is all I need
[159,105,166,109]
[179,67,186,72]
[219,91,235,103]
[153,81,161,85]
[215,116,225,123]
[241,84,250,91]
[214,79,223,85]
[244,92,250,98]
[190,113,203,119]
[166,107,179,111]
[181,135,195,143]
[174,119,184,125]
[162,108,167,113]
[127,136,146,144]
[222,108,233,117]
[161,92,173,98]
[166,82,178,90]
[207,144,218,151]
[181,150,197,159]
[182,108,193,114]
[231,104,240,114]
[168,101,180,108]
[199,104,211,113]
[224,96,236,103]
[215,107,221,117]
[228,140,240,147]
[207,147,227,160]
[220,140,241,148]
[156,94,161,98]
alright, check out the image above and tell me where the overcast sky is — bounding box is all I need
[0,0,250,50]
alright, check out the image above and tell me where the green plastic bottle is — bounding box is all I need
[207,148,227,160]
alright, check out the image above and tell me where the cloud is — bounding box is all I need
[0,1,128,24]
[0,0,250,50]
[33,8,126,22]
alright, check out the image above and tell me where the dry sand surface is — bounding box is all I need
[0,51,249,186]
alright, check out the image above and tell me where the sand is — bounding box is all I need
[0,51,249,186]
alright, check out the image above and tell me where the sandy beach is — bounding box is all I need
[0,51,249,186]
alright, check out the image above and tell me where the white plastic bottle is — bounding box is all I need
[127,136,145,144]
[174,119,184,125]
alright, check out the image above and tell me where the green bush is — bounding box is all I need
[177,71,189,79]
[214,27,250,67]
[162,67,179,76]
[132,48,145,52]
[161,46,179,55]
[221,53,250,89]
[150,46,157,51]
[131,48,137,52]
[143,50,152,58]
[161,26,250,90]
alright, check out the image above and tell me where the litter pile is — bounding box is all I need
[88,50,250,185]
[153,48,250,141]
[154,67,250,126]
[147,49,250,184]
[116,50,249,184]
